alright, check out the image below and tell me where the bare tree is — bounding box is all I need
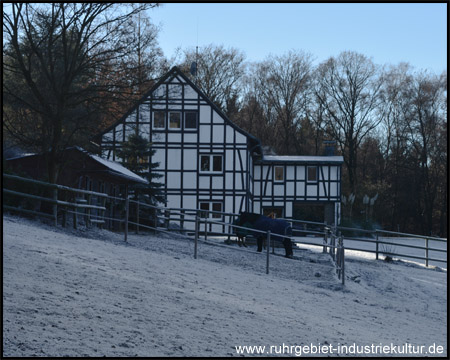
[3,3,158,183]
[405,71,447,234]
[250,50,314,155]
[179,44,246,117]
[315,51,383,193]
[372,64,447,235]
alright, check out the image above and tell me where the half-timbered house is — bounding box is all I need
[93,67,343,230]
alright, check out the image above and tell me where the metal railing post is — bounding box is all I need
[425,237,429,267]
[194,216,199,259]
[204,216,208,241]
[323,226,328,253]
[266,231,271,274]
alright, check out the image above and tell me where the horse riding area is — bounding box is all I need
[3,215,447,357]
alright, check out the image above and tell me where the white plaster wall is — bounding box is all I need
[184,85,197,99]
[183,173,196,189]
[167,149,181,170]
[167,172,181,189]
[183,150,197,170]
[199,106,210,123]
[212,111,224,125]
[199,125,211,143]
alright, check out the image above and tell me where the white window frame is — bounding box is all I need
[274,166,284,182]
[199,201,223,218]
[199,154,223,173]
[168,111,181,130]
[152,111,165,130]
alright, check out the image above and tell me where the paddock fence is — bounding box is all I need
[3,173,446,285]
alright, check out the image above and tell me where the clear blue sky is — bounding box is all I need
[149,3,447,74]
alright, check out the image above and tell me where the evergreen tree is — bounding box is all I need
[116,134,165,206]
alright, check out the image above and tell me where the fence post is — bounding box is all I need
[62,190,67,228]
[153,208,158,234]
[124,187,129,242]
[180,209,185,231]
[194,216,199,259]
[330,233,335,261]
[204,216,208,241]
[341,236,345,285]
[85,193,92,227]
[73,196,78,229]
[136,200,140,234]
[52,188,58,226]
[165,209,170,230]
[266,230,271,274]
[100,196,106,229]
[323,226,328,253]
[227,215,232,242]
[375,230,379,260]
[425,237,429,267]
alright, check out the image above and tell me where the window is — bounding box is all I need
[185,112,198,129]
[153,111,165,129]
[307,166,318,182]
[169,112,181,129]
[200,156,210,172]
[274,166,284,182]
[199,202,210,218]
[200,154,223,173]
[212,203,222,218]
[213,155,222,172]
[199,202,222,218]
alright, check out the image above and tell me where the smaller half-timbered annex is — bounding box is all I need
[93,67,343,230]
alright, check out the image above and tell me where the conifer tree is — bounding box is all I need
[116,133,165,206]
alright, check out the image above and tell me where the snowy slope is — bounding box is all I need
[3,215,447,357]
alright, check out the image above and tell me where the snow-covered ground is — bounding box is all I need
[3,215,447,357]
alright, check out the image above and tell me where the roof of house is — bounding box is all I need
[6,147,148,185]
[81,150,148,185]
[260,155,344,164]
[91,67,344,166]
[92,66,263,156]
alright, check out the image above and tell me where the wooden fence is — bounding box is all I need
[3,173,109,229]
[4,173,445,285]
